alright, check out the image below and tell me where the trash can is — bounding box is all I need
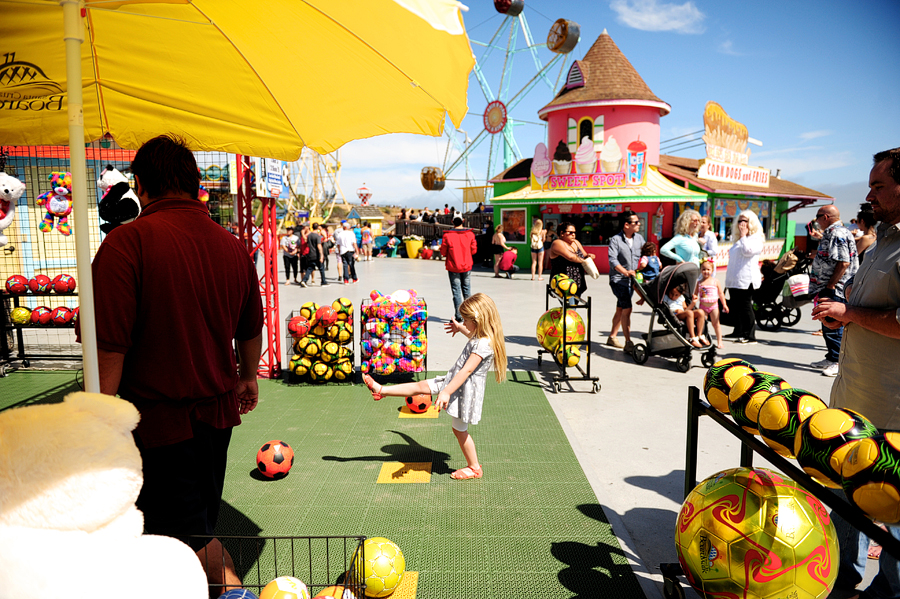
[404,239,423,259]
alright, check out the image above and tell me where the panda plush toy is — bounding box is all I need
[97,165,141,234]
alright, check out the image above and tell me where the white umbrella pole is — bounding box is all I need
[62,0,100,393]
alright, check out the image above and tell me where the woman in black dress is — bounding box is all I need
[548,221,596,296]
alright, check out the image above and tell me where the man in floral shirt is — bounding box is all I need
[808,205,858,376]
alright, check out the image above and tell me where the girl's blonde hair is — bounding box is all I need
[674,209,701,237]
[459,293,507,383]
[730,210,764,241]
[531,218,543,237]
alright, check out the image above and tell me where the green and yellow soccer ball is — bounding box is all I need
[554,345,581,368]
[289,355,313,377]
[338,346,353,361]
[535,307,585,352]
[703,358,757,413]
[332,358,354,381]
[354,537,405,597]
[550,274,578,297]
[757,388,828,458]
[328,322,353,345]
[10,306,32,325]
[675,467,838,599]
[842,432,900,524]
[332,297,353,321]
[309,361,333,383]
[299,301,319,322]
[303,337,322,358]
[320,341,340,363]
[727,372,791,435]
[795,408,878,489]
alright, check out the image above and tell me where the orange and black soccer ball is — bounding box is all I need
[257,440,295,480]
[405,394,432,414]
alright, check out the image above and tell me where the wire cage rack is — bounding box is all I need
[283,307,356,385]
[193,534,366,597]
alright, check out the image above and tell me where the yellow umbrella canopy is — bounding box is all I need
[0,0,475,159]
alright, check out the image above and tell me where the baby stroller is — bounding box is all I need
[753,249,812,331]
[630,262,717,372]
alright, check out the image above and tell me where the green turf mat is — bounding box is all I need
[222,373,645,598]
[0,370,81,412]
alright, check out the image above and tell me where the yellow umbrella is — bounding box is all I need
[0,0,474,391]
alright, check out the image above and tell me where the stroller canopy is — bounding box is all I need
[647,262,701,306]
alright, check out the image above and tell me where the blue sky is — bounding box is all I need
[338,0,900,223]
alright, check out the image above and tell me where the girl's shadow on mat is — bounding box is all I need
[322,430,453,475]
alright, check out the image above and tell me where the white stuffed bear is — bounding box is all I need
[0,171,25,247]
[0,392,208,599]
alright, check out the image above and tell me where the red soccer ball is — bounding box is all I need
[287,315,311,339]
[5,275,29,295]
[50,306,73,325]
[29,274,52,293]
[71,306,80,324]
[51,274,77,294]
[30,306,53,326]
[314,305,338,328]
[405,394,433,414]
[257,440,295,480]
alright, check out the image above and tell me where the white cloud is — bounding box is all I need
[718,40,744,56]
[610,0,706,34]
[799,130,833,141]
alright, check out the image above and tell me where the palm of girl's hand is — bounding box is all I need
[444,320,461,337]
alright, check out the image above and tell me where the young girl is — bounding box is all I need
[638,241,661,285]
[363,293,507,480]
[662,284,710,348]
[696,260,728,348]
[530,218,545,281]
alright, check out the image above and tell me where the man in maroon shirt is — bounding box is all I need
[440,216,478,321]
[89,135,263,591]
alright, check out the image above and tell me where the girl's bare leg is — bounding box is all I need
[453,428,479,469]
[363,374,430,398]
[710,309,723,348]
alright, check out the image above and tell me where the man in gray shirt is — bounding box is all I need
[607,211,644,352]
[814,148,900,599]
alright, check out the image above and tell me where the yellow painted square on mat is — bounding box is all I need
[391,571,418,598]
[398,405,439,418]
[376,462,431,483]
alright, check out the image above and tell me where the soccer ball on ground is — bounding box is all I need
[299,301,319,322]
[312,585,354,599]
[30,306,53,326]
[288,315,311,339]
[51,273,76,293]
[309,361,333,383]
[28,274,51,293]
[354,537,405,598]
[10,306,32,325]
[757,388,828,458]
[289,355,313,377]
[5,275,29,294]
[405,394,432,413]
[675,467,838,599]
[703,358,756,413]
[332,358,354,381]
[260,576,310,599]
[842,432,900,524]
[221,590,259,599]
[727,371,790,435]
[795,408,879,488]
[257,440,295,480]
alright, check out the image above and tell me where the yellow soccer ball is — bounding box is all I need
[702,358,756,414]
[260,576,310,599]
[354,537,405,597]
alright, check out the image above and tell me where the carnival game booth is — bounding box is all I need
[490,162,707,274]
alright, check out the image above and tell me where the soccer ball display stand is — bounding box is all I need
[535,276,600,394]
[359,290,427,380]
[192,534,366,598]
[283,298,356,385]
[658,385,900,599]
[1,274,81,376]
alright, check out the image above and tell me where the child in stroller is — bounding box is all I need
[630,262,717,372]
[662,284,711,348]
[753,248,812,331]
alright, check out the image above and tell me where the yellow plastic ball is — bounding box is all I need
[354,537,405,598]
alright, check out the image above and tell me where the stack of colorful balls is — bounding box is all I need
[360,289,427,375]
[5,273,76,295]
[702,358,900,524]
[5,274,79,327]
[287,298,354,383]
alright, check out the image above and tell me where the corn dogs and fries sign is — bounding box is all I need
[698,101,770,188]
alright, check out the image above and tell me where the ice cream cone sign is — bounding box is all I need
[531,143,552,190]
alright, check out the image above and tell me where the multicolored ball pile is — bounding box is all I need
[360,289,427,375]
[702,358,900,524]
[287,298,354,383]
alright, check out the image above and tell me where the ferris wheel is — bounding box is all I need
[420,0,580,198]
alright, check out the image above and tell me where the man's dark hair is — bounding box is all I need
[312,222,319,230]
[453,216,463,226]
[130,134,200,200]
[874,148,900,185]
[286,227,294,232]
[620,210,637,228]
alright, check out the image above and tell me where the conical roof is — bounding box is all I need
[538,30,669,118]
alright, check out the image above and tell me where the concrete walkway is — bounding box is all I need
[253,255,870,598]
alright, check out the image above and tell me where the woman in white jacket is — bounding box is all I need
[724,210,765,343]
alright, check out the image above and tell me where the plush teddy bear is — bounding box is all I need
[35,171,74,235]
[97,164,141,234]
[0,392,208,598]
[0,171,25,247]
